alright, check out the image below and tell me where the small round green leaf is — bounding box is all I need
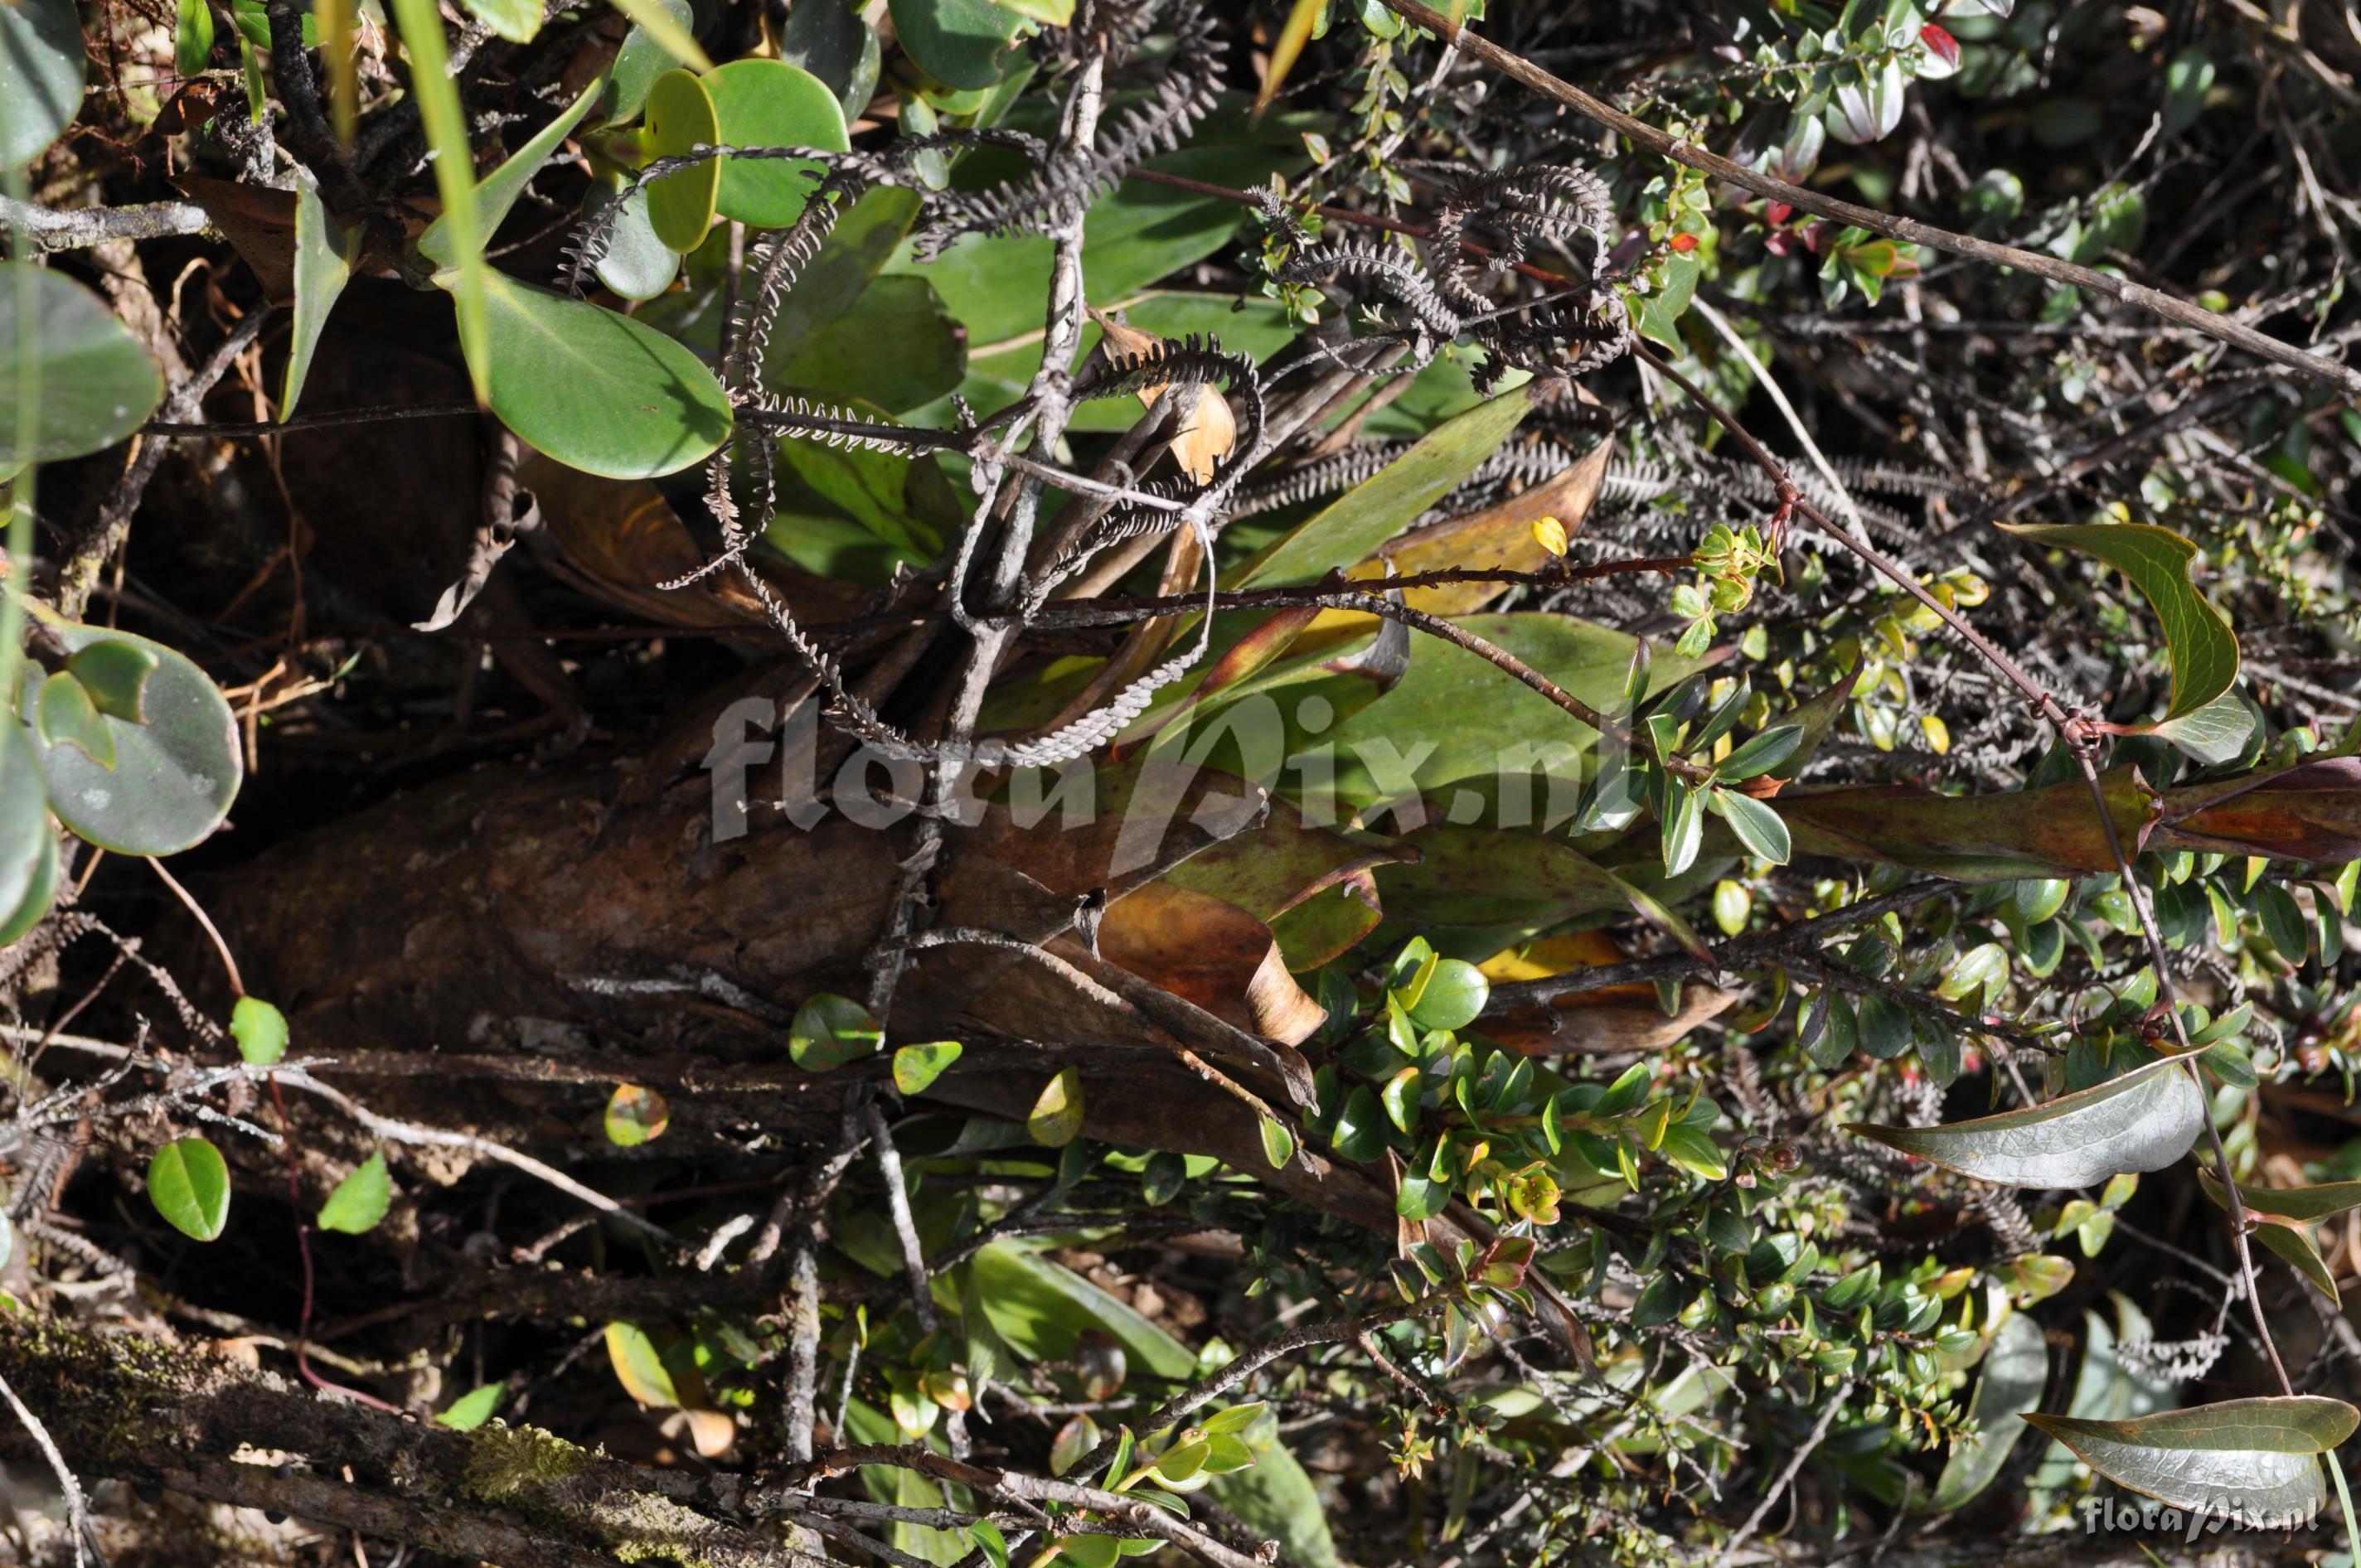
[604,1082,671,1145]
[702,59,850,229]
[148,1136,231,1241]
[0,264,166,466]
[1405,957,1488,1032]
[230,995,288,1066]
[475,275,731,480]
[789,992,883,1072]
[891,1040,962,1096]
[642,69,722,252]
[24,623,242,856]
[317,1151,392,1234]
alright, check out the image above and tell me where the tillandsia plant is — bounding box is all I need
[7,0,2361,1563]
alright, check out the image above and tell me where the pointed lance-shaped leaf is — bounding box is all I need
[2024,1396,2359,1517]
[1847,1057,2204,1188]
[2197,1166,2361,1223]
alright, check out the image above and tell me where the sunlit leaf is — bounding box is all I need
[148,1136,230,1241]
[317,1151,393,1234]
[1028,1067,1084,1146]
[472,276,731,480]
[1848,1058,2204,1188]
[603,1083,671,1145]
[2000,520,2237,722]
[2024,1396,2359,1517]
[230,995,288,1067]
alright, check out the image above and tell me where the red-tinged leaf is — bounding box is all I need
[1781,765,2160,882]
[1920,22,1961,75]
[2155,757,2361,863]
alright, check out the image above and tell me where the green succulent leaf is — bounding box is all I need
[0,264,164,466]
[471,275,731,479]
[22,623,241,856]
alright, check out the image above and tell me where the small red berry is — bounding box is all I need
[1670,232,1699,253]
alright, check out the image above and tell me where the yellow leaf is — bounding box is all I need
[1028,1067,1084,1146]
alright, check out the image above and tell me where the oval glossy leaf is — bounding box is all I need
[888,0,1029,90]
[892,1040,962,1095]
[2000,521,2237,723]
[642,69,721,252]
[1847,1057,2203,1188]
[148,1136,231,1241]
[0,0,84,169]
[2024,1396,2359,1517]
[702,59,850,229]
[1930,1311,2048,1511]
[230,995,288,1066]
[26,624,242,855]
[0,264,165,465]
[1405,958,1487,1032]
[604,1082,671,1145]
[788,992,883,1072]
[317,1151,393,1234]
[475,275,731,479]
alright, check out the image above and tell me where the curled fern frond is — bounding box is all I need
[1432,162,1615,312]
[1281,235,1466,341]
[914,0,1221,259]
